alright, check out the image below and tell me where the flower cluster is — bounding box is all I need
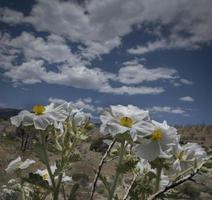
[100,105,209,198]
[5,102,210,200]
[7,101,90,200]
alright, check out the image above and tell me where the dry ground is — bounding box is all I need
[0,120,212,200]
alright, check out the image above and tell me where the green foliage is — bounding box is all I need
[117,154,139,174]
[128,176,154,200]
[115,132,133,144]
[99,174,111,193]
[34,143,46,164]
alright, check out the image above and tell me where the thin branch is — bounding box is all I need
[106,156,119,163]
[89,138,116,200]
[147,158,211,200]
[122,174,137,200]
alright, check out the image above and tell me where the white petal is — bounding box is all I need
[33,115,54,130]
[10,110,33,127]
[135,141,160,161]
[5,156,22,173]
[62,175,72,182]
[173,159,181,171]
[19,159,35,169]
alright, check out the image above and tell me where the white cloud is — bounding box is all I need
[4,59,114,90]
[179,96,194,102]
[180,79,193,85]
[101,85,164,95]
[149,106,186,115]
[2,0,212,56]
[4,58,165,95]
[0,32,83,66]
[0,8,24,24]
[117,63,177,84]
[1,0,203,96]
[4,60,45,84]
[128,39,168,55]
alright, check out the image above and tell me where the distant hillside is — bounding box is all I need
[176,124,212,148]
[0,107,20,120]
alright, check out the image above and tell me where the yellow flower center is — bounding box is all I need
[42,173,49,180]
[176,151,186,160]
[151,129,163,141]
[32,105,45,115]
[120,116,133,128]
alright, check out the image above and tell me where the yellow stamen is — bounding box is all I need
[151,129,163,141]
[176,151,186,160]
[32,105,45,115]
[42,173,49,180]
[120,116,133,128]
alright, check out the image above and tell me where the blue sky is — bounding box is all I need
[0,0,212,124]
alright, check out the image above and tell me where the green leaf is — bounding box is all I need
[68,153,81,163]
[34,143,46,164]
[117,155,138,174]
[146,171,156,180]
[77,134,88,141]
[99,174,111,193]
[115,132,133,144]
[204,159,212,168]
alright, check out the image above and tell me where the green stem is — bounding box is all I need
[155,167,162,193]
[108,140,125,200]
[53,173,63,200]
[62,184,67,200]
[41,133,56,189]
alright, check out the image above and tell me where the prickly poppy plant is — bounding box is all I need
[1,102,211,200]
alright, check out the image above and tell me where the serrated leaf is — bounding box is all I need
[99,174,111,193]
[146,171,156,179]
[117,156,138,174]
[115,132,132,144]
[68,153,81,163]
[34,143,46,164]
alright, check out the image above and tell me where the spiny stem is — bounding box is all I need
[154,167,162,193]
[108,140,125,200]
[89,138,116,200]
[148,157,211,200]
[41,133,56,189]
[122,174,137,200]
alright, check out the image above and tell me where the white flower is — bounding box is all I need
[136,158,151,173]
[10,102,68,130]
[35,165,72,186]
[135,120,178,161]
[5,156,35,173]
[70,109,90,127]
[100,105,150,141]
[159,171,170,189]
[172,142,208,172]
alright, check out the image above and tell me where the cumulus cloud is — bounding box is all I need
[149,106,186,115]
[180,79,193,85]
[179,96,194,102]
[117,62,177,84]
[100,85,164,95]
[1,0,201,95]
[0,32,83,66]
[3,56,165,95]
[4,60,45,84]
[1,0,212,56]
